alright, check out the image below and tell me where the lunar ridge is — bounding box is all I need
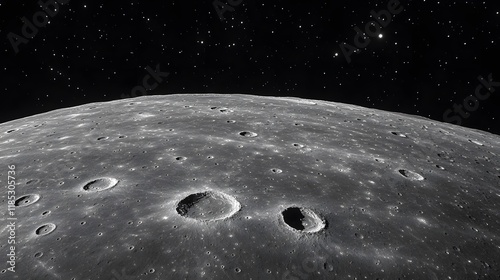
[1,94,499,279]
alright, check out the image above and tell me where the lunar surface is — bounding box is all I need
[1,94,499,279]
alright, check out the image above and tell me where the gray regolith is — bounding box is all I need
[0,94,499,279]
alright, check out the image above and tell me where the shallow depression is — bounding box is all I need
[35,223,57,236]
[82,177,119,192]
[239,131,258,138]
[14,194,41,207]
[398,169,425,181]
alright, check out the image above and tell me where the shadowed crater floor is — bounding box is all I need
[282,207,326,233]
[176,191,241,221]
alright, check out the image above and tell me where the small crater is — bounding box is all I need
[97,137,108,141]
[398,169,424,181]
[292,143,307,149]
[176,191,241,221]
[175,156,187,161]
[469,139,484,146]
[391,132,407,138]
[281,207,325,233]
[15,194,41,207]
[354,232,364,239]
[292,144,311,152]
[271,168,283,174]
[211,106,232,113]
[34,252,43,258]
[6,129,16,134]
[239,131,258,138]
[26,179,40,185]
[82,177,119,192]
[35,223,57,236]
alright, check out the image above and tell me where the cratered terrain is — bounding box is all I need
[1,94,499,279]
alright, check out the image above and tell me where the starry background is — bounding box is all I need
[1,0,499,135]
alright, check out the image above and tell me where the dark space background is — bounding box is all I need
[1,0,499,135]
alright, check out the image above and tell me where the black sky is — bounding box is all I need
[1,0,499,135]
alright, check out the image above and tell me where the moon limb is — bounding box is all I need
[1,94,499,279]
